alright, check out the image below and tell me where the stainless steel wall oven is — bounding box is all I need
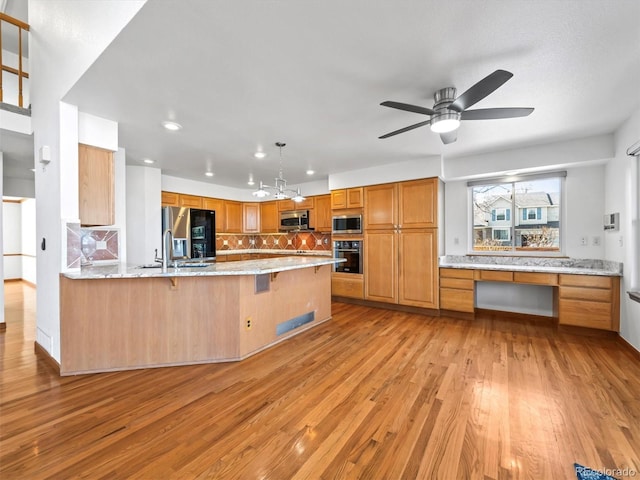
[333,240,363,274]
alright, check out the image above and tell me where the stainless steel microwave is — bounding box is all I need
[280,210,309,231]
[332,214,362,234]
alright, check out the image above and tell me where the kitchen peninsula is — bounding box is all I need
[60,256,342,375]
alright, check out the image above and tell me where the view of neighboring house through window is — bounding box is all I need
[470,172,564,253]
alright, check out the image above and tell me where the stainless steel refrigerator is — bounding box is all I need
[162,206,216,261]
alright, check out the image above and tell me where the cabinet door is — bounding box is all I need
[312,195,332,233]
[331,189,346,209]
[364,184,397,230]
[398,229,438,308]
[347,187,364,208]
[179,194,203,209]
[224,201,243,233]
[398,178,437,228]
[278,199,295,211]
[161,191,179,207]
[78,143,114,226]
[260,201,279,233]
[202,197,225,232]
[364,230,397,303]
[243,203,261,233]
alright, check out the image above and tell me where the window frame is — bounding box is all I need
[468,171,566,256]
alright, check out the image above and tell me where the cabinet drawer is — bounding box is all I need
[559,286,612,302]
[332,275,364,299]
[440,288,474,313]
[440,277,474,290]
[513,272,558,286]
[559,299,613,330]
[440,268,474,279]
[559,274,612,289]
[477,270,513,282]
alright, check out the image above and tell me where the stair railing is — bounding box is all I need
[0,12,30,108]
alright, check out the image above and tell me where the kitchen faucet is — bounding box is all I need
[161,228,173,272]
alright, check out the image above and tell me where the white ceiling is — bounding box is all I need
[8,1,640,193]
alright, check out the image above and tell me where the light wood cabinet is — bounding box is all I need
[559,274,620,330]
[78,143,114,226]
[439,268,475,313]
[243,203,261,233]
[310,194,332,233]
[332,274,364,299]
[398,229,438,308]
[202,197,225,232]
[331,187,364,209]
[364,178,437,230]
[224,201,243,233]
[179,194,203,209]
[278,197,314,211]
[260,201,279,233]
[364,230,398,303]
[161,191,180,207]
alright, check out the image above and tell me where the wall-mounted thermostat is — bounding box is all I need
[604,212,620,231]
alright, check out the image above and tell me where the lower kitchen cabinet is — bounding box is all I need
[558,274,620,330]
[332,273,364,299]
[439,268,475,313]
[365,228,438,308]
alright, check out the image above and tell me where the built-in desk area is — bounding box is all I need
[439,256,623,331]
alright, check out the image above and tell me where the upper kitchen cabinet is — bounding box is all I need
[364,178,438,230]
[331,187,364,209]
[78,143,114,226]
[202,197,225,232]
[243,203,261,233]
[310,194,332,233]
[260,201,279,233]
[179,194,203,209]
[278,197,314,211]
[161,191,179,207]
[224,201,243,233]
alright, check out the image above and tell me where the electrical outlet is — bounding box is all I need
[592,236,601,246]
[580,236,588,246]
[245,317,252,330]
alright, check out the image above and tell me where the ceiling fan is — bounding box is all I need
[379,69,534,144]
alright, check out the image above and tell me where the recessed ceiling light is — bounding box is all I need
[205,172,214,177]
[162,121,182,131]
[306,169,315,175]
[254,151,266,159]
[143,158,154,164]
[247,179,255,186]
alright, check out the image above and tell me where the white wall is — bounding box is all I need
[21,199,36,284]
[606,107,640,353]
[127,165,162,265]
[2,201,22,279]
[29,0,146,361]
[0,155,3,325]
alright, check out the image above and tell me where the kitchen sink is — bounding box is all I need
[137,264,162,268]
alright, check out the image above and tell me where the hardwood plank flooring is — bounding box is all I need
[1,281,639,479]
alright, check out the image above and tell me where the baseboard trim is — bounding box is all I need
[475,308,556,323]
[332,296,439,317]
[34,342,61,375]
[617,335,640,361]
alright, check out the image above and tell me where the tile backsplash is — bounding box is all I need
[216,232,331,252]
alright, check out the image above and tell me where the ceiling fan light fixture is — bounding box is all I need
[430,113,461,133]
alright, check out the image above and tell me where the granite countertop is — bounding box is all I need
[63,256,344,280]
[439,255,623,277]
[216,249,332,257]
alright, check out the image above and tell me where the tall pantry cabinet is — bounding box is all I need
[364,178,439,309]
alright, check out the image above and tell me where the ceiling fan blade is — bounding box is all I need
[448,70,513,112]
[379,119,431,139]
[381,101,434,116]
[440,131,457,144]
[461,107,534,120]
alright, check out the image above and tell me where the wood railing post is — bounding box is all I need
[18,26,23,107]
[0,19,3,103]
[0,12,30,108]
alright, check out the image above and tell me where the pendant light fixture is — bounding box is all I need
[252,142,305,202]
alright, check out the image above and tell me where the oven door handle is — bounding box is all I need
[335,249,360,252]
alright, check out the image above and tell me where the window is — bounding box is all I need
[470,172,564,253]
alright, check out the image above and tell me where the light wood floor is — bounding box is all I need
[1,280,639,479]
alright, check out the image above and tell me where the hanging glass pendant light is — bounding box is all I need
[252,142,305,202]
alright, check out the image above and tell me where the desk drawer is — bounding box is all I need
[440,277,474,290]
[477,270,513,282]
[440,288,474,313]
[559,299,613,330]
[440,268,475,279]
[559,274,612,289]
[560,286,612,302]
[513,272,558,286]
